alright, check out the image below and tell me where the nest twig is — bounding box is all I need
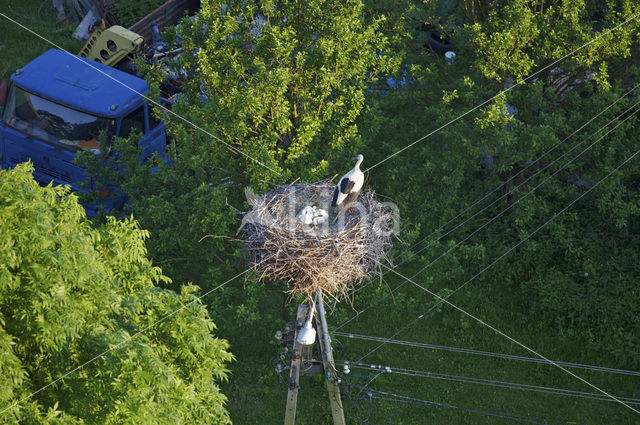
[241,182,395,300]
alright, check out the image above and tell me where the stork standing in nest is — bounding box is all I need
[332,154,364,214]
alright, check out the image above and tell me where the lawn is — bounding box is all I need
[0,1,81,81]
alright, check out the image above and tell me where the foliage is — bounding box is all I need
[170,0,399,184]
[507,86,640,367]
[466,0,640,87]
[0,163,233,424]
[77,0,402,328]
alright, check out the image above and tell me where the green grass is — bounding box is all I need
[0,1,81,81]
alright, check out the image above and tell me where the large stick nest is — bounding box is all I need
[241,182,396,300]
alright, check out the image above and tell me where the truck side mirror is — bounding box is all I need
[0,80,7,107]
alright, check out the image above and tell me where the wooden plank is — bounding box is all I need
[316,292,346,425]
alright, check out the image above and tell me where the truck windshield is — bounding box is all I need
[2,85,116,152]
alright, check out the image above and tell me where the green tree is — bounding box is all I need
[0,163,233,424]
[466,0,640,90]
[168,0,398,184]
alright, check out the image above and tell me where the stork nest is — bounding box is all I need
[241,182,396,300]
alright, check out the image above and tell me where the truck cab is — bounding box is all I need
[0,49,166,216]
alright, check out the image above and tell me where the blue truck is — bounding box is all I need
[0,49,166,216]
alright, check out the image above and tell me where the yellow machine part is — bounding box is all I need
[78,24,143,66]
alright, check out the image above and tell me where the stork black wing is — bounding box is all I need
[340,178,355,194]
[331,185,340,208]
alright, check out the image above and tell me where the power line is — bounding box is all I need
[340,361,640,405]
[365,12,640,172]
[340,17,640,330]
[383,81,640,274]
[371,396,553,425]
[333,95,640,333]
[342,96,640,317]
[340,123,640,415]
[350,384,565,425]
[331,81,639,323]
[332,332,640,377]
[379,256,640,414]
[311,16,640,320]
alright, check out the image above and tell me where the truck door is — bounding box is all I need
[118,105,145,139]
[117,104,165,161]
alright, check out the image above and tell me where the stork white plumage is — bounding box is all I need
[332,154,364,213]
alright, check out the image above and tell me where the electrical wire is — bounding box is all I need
[333,95,640,333]
[330,81,639,320]
[332,331,640,377]
[337,26,640,315]
[349,384,582,425]
[341,367,592,425]
[377,258,640,414]
[348,383,567,425]
[324,35,640,316]
[339,361,640,405]
[372,396,551,425]
[329,102,640,420]
[334,132,640,416]
[380,80,640,276]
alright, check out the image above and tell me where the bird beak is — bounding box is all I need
[351,157,357,163]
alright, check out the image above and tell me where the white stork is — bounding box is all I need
[332,154,364,213]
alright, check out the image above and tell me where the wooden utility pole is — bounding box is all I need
[283,290,345,425]
[315,290,346,424]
